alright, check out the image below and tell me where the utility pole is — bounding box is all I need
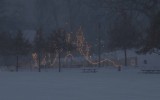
[98,23,101,68]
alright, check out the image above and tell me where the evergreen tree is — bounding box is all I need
[139,11,160,54]
[13,30,31,72]
[0,32,13,67]
[0,32,12,55]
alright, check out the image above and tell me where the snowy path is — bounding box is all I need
[0,69,160,100]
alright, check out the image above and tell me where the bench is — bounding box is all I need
[141,70,160,74]
[82,68,97,73]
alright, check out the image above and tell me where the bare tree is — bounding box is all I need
[33,28,46,72]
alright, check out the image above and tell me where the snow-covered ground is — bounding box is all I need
[0,68,160,100]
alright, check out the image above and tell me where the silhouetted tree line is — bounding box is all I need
[0,28,76,71]
[89,0,160,66]
[0,0,160,70]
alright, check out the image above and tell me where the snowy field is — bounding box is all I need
[0,68,160,100]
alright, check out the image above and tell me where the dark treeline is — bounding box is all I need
[0,28,76,72]
[89,0,160,66]
[0,0,160,70]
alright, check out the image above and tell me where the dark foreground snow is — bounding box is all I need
[0,68,160,100]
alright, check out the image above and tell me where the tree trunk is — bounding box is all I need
[124,48,127,66]
[58,51,61,72]
[16,55,19,72]
[38,53,41,72]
